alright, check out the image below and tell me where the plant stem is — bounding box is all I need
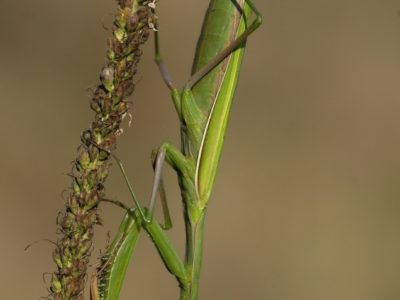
[181,211,207,300]
[49,1,157,298]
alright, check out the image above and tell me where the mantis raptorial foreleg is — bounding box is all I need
[149,142,197,229]
[150,143,199,217]
[110,153,189,283]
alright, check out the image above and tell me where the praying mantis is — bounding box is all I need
[91,0,262,299]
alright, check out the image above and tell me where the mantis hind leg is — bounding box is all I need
[185,0,262,89]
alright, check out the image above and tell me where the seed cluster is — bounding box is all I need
[50,1,157,299]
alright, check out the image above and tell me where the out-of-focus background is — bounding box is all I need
[1,0,400,299]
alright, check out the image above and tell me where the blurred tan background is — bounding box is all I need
[1,0,400,299]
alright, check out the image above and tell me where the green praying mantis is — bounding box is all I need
[91,0,262,299]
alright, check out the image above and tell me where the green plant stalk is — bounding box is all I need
[181,211,206,300]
